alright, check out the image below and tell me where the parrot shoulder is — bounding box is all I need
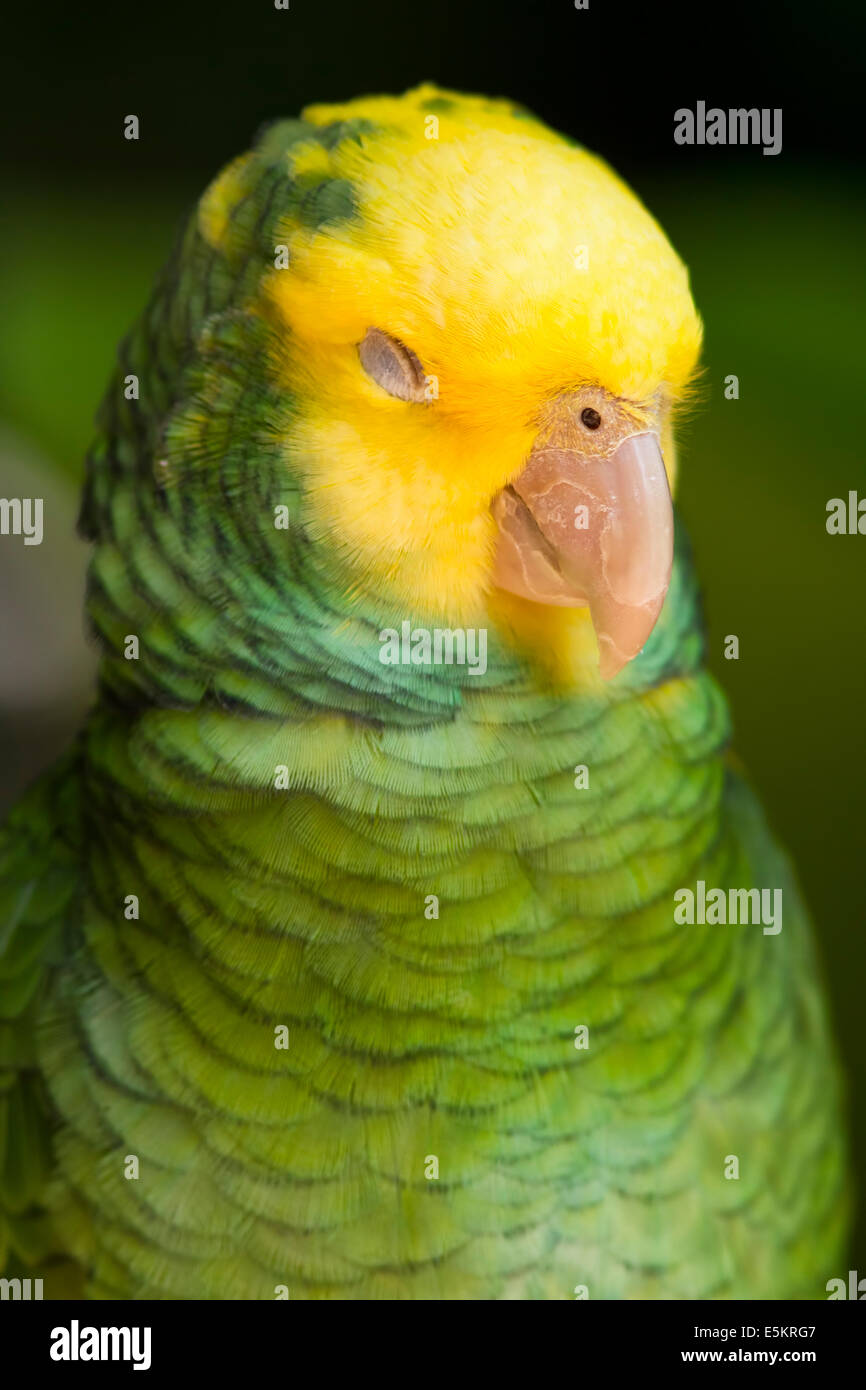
[0,748,83,1288]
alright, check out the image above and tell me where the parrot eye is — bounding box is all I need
[358,327,429,402]
[580,407,602,430]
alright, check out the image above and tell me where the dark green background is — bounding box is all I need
[2,0,864,1277]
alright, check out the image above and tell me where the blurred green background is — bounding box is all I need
[1,0,864,1274]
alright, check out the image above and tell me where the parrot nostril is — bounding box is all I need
[580,407,602,430]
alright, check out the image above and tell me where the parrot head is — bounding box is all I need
[199,85,704,681]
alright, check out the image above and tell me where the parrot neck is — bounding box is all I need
[77,525,726,1017]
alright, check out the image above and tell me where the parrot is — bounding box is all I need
[0,84,849,1301]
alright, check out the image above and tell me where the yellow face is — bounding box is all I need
[216,86,703,677]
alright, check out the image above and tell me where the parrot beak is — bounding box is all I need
[491,406,674,679]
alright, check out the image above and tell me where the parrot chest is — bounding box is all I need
[36,683,845,1297]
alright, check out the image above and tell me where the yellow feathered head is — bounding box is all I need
[202,84,703,680]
